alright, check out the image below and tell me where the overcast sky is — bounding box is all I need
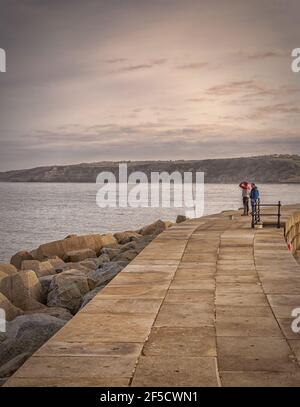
[0,0,299,170]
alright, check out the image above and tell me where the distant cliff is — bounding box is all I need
[0,155,300,183]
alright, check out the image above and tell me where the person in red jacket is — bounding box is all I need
[239,181,251,216]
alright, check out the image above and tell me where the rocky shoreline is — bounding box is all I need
[0,217,185,385]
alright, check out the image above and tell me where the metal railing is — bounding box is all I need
[251,200,281,229]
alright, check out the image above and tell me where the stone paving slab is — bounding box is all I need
[219,371,300,387]
[217,337,297,372]
[98,284,168,299]
[34,341,143,357]
[143,327,216,357]
[80,298,162,315]
[170,278,215,291]
[154,302,215,327]
[216,315,283,338]
[262,279,300,294]
[109,271,173,286]
[132,356,219,387]
[12,355,137,380]
[216,293,269,307]
[53,313,155,343]
[289,340,300,363]
[216,275,259,283]
[216,282,263,294]
[5,377,130,387]
[175,270,216,281]
[216,305,274,318]
[164,289,215,304]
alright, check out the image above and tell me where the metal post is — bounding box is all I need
[277,201,281,229]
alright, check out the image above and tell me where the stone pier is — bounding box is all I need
[5,205,300,387]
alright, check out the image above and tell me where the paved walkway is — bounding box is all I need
[5,205,300,387]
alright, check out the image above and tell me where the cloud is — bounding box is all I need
[247,103,300,120]
[107,58,167,74]
[177,62,209,70]
[186,97,212,103]
[109,63,157,75]
[12,120,299,150]
[105,58,129,64]
[206,80,300,100]
[1,119,300,170]
[206,80,262,96]
[119,64,153,71]
[151,58,167,65]
[236,50,285,60]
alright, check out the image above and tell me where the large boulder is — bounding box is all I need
[34,233,117,261]
[21,260,55,277]
[80,286,104,309]
[62,261,94,275]
[99,233,117,248]
[47,269,94,314]
[39,275,56,299]
[114,249,138,262]
[0,314,65,374]
[0,265,18,285]
[176,215,187,223]
[0,293,23,321]
[10,251,33,269]
[88,261,125,287]
[25,306,72,321]
[63,248,96,263]
[120,236,153,252]
[62,235,89,255]
[78,258,98,271]
[0,271,7,285]
[35,239,65,260]
[0,264,18,276]
[0,352,31,378]
[100,247,122,260]
[120,241,138,251]
[114,236,154,262]
[96,253,110,268]
[47,256,66,272]
[138,220,173,236]
[114,231,142,244]
[65,234,77,239]
[0,271,44,310]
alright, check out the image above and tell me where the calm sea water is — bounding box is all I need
[0,182,299,263]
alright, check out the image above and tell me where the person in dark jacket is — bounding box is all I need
[250,184,260,213]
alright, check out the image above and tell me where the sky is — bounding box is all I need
[0,0,299,171]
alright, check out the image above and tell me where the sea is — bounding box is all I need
[0,182,299,262]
